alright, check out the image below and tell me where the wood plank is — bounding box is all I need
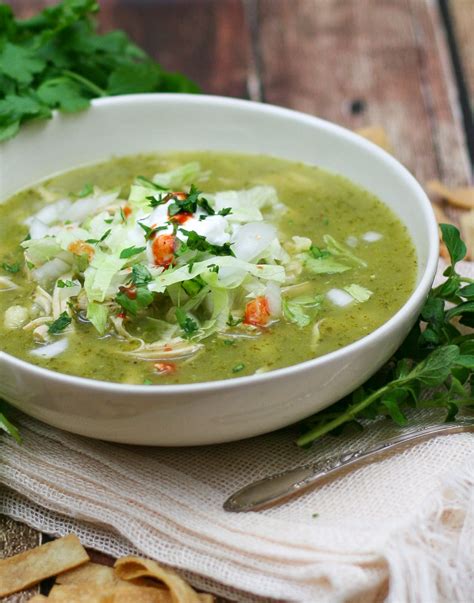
[450,0,474,109]
[0,515,41,602]
[101,0,251,98]
[10,0,252,99]
[257,0,471,186]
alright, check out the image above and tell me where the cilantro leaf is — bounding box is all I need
[120,246,146,259]
[48,311,72,334]
[37,77,90,113]
[0,42,46,84]
[0,0,200,142]
[175,307,198,338]
[179,229,235,257]
[130,264,152,287]
[1,261,20,273]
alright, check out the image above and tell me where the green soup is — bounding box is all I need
[0,152,416,384]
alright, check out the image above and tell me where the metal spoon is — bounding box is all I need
[223,419,474,513]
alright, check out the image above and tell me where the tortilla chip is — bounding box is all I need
[355,126,392,153]
[114,557,203,603]
[427,180,474,210]
[0,534,89,597]
[460,210,474,260]
[56,561,119,586]
[47,583,171,602]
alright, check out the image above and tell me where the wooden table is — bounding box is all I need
[1,0,473,600]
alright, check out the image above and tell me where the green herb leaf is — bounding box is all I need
[57,279,75,288]
[175,307,199,338]
[440,224,466,266]
[119,246,146,259]
[48,311,72,334]
[0,400,21,443]
[1,261,20,273]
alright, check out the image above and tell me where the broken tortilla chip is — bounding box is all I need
[114,557,204,603]
[427,180,474,210]
[355,126,392,153]
[56,561,119,587]
[47,583,170,602]
[0,534,89,597]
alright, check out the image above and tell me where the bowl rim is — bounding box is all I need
[0,93,440,393]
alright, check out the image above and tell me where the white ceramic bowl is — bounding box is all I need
[0,94,438,445]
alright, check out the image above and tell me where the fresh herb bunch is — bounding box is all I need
[0,0,199,141]
[298,224,474,447]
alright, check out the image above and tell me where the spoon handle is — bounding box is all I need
[223,420,474,513]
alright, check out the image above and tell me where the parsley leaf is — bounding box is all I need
[48,311,72,334]
[297,224,474,447]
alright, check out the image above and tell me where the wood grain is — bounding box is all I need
[257,0,471,186]
[0,515,41,602]
[450,0,474,109]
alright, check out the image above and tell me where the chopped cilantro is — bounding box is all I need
[227,314,243,327]
[57,279,75,288]
[120,246,146,259]
[77,183,93,198]
[85,229,111,245]
[143,378,153,385]
[130,264,152,287]
[223,339,236,346]
[175,307,199,338]
[138,221,167,240]
[116,284,154,316]
[1,261,20,273]
[48,311,72,334]
[179,229,235,256]
[0,1,199,142]
[232,363,245,373]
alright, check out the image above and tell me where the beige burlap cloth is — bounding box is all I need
[1,261,473,603]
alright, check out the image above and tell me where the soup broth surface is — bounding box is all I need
[0,152,416,384]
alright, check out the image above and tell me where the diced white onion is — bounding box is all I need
[30,338,68,358]
[265,282,282,316]
[32,257,71,284]
[346,235,358,248]
[326,288,354,307]
[63,191,118,223]
[362,231,383,242]
[33,199,71,225]
[4,305,29,329]
[231,222,277,261]
[29,218,50,240]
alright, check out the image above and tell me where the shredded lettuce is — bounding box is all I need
[305,256,351,275]
[153,162,201,189]
[323,235,367,268]
[344,283,373,303]
[86,302,109,335]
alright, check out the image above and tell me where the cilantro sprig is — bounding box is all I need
[0,0,199,142]
[298,224,473,447]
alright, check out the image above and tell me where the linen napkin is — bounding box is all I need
[1,261,473,603]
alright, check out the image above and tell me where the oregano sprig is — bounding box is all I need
[297,224,473,447]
